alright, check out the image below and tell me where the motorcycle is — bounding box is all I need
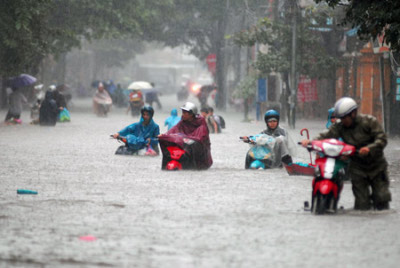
[111,135,158,156]
[240,134,276,169]
[159,133,201,170]
[128,90,144,116]
[302,139,356,214]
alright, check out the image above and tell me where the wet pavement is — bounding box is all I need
[1,95,400,267]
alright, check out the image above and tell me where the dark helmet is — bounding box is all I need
[264,110,280,124]
[141,106,154,118]
[200,107,209,114]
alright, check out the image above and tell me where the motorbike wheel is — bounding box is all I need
[327,195,337,213]
[311,192,328,215]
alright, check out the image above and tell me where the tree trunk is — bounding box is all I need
[0,78,7,110]
[215,0,230,110]
[244,97,250,121]
[281,72,290,123]
[215,42,226,110]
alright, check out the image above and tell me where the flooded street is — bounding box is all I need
[1,95,400,268]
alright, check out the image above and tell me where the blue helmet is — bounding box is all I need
[141,106,154,118]
[264,110,280,124]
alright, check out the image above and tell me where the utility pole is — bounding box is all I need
[289,0,297,128]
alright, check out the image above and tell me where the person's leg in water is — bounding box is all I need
[371,169,391,210]
[273,137,293,166]
[350,172,373,210]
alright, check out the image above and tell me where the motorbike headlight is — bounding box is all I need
[313,145,323,152]
[322,143,343,157]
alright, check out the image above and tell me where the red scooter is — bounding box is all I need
[159,134,197,170]
[303,139,356,214]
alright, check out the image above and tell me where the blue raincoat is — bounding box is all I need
[326,108,335,129]
[164,108,181,130]
[118,117,160,151]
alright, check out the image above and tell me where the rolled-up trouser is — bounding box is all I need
[350,168,392,210]
[272,137,290,167]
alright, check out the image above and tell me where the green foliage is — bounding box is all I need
[315,0,400,51]
[0,0,175,77]
[231,10,337,79]
[233,74,257,99]
[0,0,53,76]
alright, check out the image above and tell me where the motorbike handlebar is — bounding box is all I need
[240,136,256,145]
[110,135,127,143]
[298,140,360,155]
[297,141,313,151]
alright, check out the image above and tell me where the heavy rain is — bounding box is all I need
[1,1,400,267]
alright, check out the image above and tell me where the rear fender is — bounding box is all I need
[167,146,186,160]
[313,180,339,198]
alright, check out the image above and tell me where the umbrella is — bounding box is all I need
[127,81,153,90]
[7,74,37,88]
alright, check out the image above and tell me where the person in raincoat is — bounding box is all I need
[326,107,336,129]
[93,82,112,116]
[51,85,70,122]
[208,107,225,130]
[159,102,213,169]
[112,106,160,154]
[4,87,27,123]
[127,89,144,116]
[164,108,181,130]
[114,84,126,108]
[242,110,293,167]
[200,107,219,134]
[39,90,58,126]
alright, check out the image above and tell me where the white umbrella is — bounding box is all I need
[127,81,153,90]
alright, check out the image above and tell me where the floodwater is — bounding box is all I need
[1,95,400,268]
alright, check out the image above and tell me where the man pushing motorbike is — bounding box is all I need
[301,97,391,210]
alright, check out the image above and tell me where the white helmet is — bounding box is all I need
[180,102,198,115]
[334,97,358,118]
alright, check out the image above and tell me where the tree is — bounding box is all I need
[232,4,337,125]
[232,74,257,121]
[0,0,52,77]
[0,0,175,78]
[0,0,175,107]
[160,0,267,110]
[315,0,400,51]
